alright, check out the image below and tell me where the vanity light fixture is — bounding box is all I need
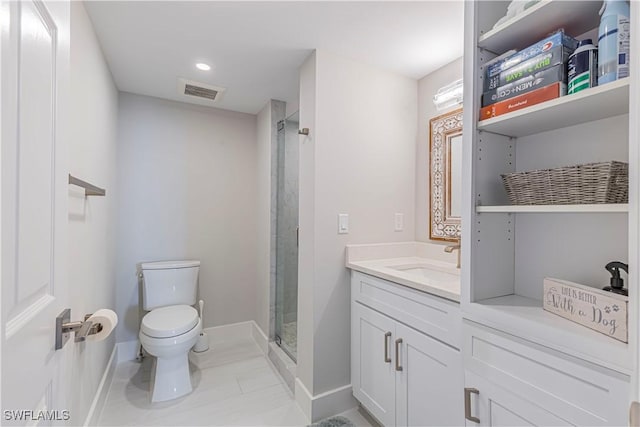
[433,79,463,111]
[195,62,211,71]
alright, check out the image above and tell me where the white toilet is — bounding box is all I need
[139,260,203,402]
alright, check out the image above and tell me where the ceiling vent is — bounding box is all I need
[185,84,218,100]
[177,78,226,103]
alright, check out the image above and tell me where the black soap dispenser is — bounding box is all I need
[602,261,629,296]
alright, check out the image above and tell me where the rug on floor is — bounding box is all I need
[309,415,355,427]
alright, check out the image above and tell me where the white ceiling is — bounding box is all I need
[85,1,464,115]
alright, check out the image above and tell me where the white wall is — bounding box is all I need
[297,50,417,399]
[297,51,317,393]
[68,2,118,423]
[286,100,300,119]
[415,57,463,242]
[115,93,258,343]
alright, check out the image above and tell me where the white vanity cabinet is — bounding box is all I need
[462,321,629,426]
[464,371,572,427]
[395,322,462,427]
[350,271,463,426]
[352,302,397,426]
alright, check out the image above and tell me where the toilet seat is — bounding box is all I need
[141,305,199,338]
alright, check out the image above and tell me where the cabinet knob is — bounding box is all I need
[464,387,480,423]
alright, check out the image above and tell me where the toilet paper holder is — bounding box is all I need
[55,309,104,350]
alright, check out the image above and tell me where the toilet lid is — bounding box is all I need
[141,305,199,338]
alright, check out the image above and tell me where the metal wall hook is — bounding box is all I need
[55,309,104,350]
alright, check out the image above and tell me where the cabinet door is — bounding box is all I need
[464,371,571,427]
[352,302,397,426]
[396,323,463,426]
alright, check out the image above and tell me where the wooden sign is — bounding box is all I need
[543,277,628,343]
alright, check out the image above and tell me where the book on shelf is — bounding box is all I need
[484,30,577,91]
[482,64,566,107]
[485,46,572,92]
[480,81,566,120]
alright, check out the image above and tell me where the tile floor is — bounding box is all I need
[98,337,373,427]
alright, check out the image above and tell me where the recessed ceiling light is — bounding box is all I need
[195,63,211,71]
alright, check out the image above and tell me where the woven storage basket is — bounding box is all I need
[501,161,628,205]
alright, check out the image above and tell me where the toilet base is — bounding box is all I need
[150,353,193,402]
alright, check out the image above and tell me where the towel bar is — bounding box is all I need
[68,174,106,196]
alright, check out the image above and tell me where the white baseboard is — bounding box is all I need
[312,384,356,422]
[295,378,356,422]
[120,321,266,361]
[202,320,268,354]
[204,320,254,343]
[251,321,269,355]
[83,344,117,427]
[116,339,139,363]
[295,378,313,420]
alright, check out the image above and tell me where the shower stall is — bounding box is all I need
[274,111,299,361]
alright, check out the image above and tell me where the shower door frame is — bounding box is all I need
[273,113,299,362]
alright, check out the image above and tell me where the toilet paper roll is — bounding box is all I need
[86,309,118,342]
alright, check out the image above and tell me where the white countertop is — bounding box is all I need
[345,242,461,302]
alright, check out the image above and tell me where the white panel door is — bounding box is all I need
[464,372,572,427]
[1,0,70,423]
[352,302,396,426]
[395,323,463,427]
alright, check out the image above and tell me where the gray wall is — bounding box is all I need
[68,2,118,423]
[115,93,258,343]
[415,57,463,242]
[298,49,418,396]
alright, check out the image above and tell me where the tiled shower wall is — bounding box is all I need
[279,116,299,325]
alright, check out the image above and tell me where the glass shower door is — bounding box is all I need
[275,111,299,361]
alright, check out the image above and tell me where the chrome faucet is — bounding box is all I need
[444,239,461,269]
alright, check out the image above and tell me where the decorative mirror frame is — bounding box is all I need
[429,108,463,241]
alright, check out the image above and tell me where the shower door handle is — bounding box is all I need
[384,332,391,363]
[296,227,299,247]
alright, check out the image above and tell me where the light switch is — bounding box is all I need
[338,214,349,234]
[394,213,404,232]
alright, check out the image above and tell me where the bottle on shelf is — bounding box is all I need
[597,0,630,85]
[568,39,598,94]
[602,261,629,296]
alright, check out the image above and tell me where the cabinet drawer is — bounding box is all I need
[352,271,460,348]
[463,320,629,426]
[465,370,572,427]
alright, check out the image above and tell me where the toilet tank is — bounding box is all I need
[140,260,200,310]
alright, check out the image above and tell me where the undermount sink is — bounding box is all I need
[389,264,459,284]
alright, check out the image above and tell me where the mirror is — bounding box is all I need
[429,108,462,241]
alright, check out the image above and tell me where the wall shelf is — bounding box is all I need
[477,78,629,137]
[466,295,631,375]
[476,204,629,213]
[478,0,602,54]
[464,0,636,385]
